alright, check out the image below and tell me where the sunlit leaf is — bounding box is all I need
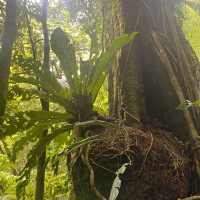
[51,28,79,92]
[88,32,138,102]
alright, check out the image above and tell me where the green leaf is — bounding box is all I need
[54,131,71,146]
[111,32,138,50]
[40,71,68,98]
[16,123,73,199]
[88,32,138,102]
[80,59,93,94]
[11,73,70,106]
[74,120,116,129]
[66,135,100,154]
[51,28,79,92]
[11,75,40,87]
[187,0,200,15]
[3,111,72,136]
[177,100,192,110]
[12,122,52,160]
[191,99,200,107]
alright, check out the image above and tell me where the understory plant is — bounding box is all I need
[0,27,137,199]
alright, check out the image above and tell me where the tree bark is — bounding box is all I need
[35,141,47,200]
[71,0,200,199]
[35,0,50,199]
[107,0,200,140]
[105,0,145,125]
[111,0,200,195]
[0,0,17,117]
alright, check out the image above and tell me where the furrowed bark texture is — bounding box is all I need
[71,0,200,199]
[111,0,200,193]
[105,0,146,124]
[104,1,122,117]
[0,0,17,117]
[108,0,200,140]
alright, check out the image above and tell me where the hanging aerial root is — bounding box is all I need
[81,145,107,200]
[152,31,200,180]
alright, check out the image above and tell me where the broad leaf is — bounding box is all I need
[16,123,72,199]
[40,71,69,98]
[10,74,72,109]
[3,111,72,136]
[12,122,54,160]
[88,32,138,102]
[51,28,79,92]
[11,75,40,87]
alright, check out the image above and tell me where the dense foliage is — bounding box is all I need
[0,0,200,199]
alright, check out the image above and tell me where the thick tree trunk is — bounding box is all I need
[120,1,200,193]
[103,1,122,117]
[0,0,17,117]
[71,0,200,199]
[106,0,200,140]
[105,1,145,125]
[118,0,200,193]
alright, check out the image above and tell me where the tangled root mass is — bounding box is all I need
[90,127,190,200]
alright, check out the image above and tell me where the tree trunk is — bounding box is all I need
[71,0,200,199]
[107,0,200,138]
[35,0,50,199]
[0,0,17,117]
[35,142,47,200]
[105,0,145,125]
